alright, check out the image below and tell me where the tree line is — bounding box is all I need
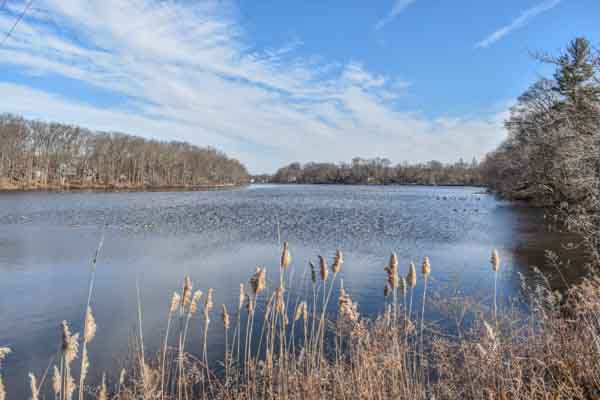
[270,157,483,186]
[481,37,600,207]
[0,114,249,189]
[481,37,600,262]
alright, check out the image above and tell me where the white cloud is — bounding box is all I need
[375,0,416,30]
[0,0,507,173]
[475,0,561,49]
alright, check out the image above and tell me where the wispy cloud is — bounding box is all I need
[475,0,561,49]
[375,0,416,30]
[0,0,507,173]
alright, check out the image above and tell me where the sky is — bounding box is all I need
[0,0,599,173]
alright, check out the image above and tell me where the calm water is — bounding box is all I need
[0,185,584,397]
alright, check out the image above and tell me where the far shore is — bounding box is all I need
[0,180,247,193]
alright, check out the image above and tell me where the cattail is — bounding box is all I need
[80,349,90,387]
[238,284,245,310]
[52,366,61,397]
[0,349,8,400]
[338,288,359,323]
[275,287,285,314]
[204,288,214,314]
[84,306,97,343]
[385,252,399,288]
[221,304,230,329]
[189,290,203,315]
[389,252,398,270]
[332,249,343,273]
[294,302,308,322]
[491,249,500,272]
[0,348,10,365]
[407,262,417,288]
[182,276,193,309]
[118,369,126,386]
[65,372,76,400]
[483,321,496,342]
[281,241,291,268]
[309,261,317,284]
[28,373,39,400]
[400,276,407,297]
[98,373,108,400]
[319,256,329,281]
[422,256,431,276]
[491,249,500,322]
[250,267,266,295]
[169,292,181,313]
[61,321,79,364]
[246,298,254,314]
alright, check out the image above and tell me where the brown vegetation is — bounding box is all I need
[0,115,249,191]
[0,241,598,400]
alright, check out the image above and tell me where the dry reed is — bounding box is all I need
[5,246,600,400]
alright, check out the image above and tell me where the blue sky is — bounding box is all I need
[0,0,598,173]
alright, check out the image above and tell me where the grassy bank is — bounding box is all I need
[1,243,598,400]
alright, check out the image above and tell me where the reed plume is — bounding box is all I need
[407,262,417,288]
[50,366,61,400]
[189,290,203,317]
[97,373,107,400]
[29,372,39,400]
[60,321,79,400]
[281,241,291,269]
[294,301,308,322]
[236,284,245,365]
[332,249,343,273]
[384,252,399,321]
[222,304,230,330]
[161,292,180,400]
[491,249,500,272]
[0,348,11,366]
[491,249,500,323]
[182,277,193,312]
[203,288,215,390]
[79,306,97,400]
[319,256,329,281]
[0,347,9,400]
[338,288,359,324]
[117,369,126,396]
[406,262,417,331]
[170,292,181,313]
[385,252,399,288]
[238,284,245,311]
[250,267,266,295]
[61,321,79,365]
[222,304,231,383]
[420,256,431,361]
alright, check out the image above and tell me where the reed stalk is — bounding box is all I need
[491,249,500,324]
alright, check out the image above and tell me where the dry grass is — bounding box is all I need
[2,244,600,400]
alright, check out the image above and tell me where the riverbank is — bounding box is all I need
[0,179,247,193]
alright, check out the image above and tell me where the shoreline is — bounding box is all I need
[260,181,487,189]
[0,181,248,193]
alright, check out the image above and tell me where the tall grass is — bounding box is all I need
[4,243,600,399]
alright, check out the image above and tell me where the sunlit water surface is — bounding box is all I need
[0,185,585,397]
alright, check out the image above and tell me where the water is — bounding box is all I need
[0,185,585,397]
